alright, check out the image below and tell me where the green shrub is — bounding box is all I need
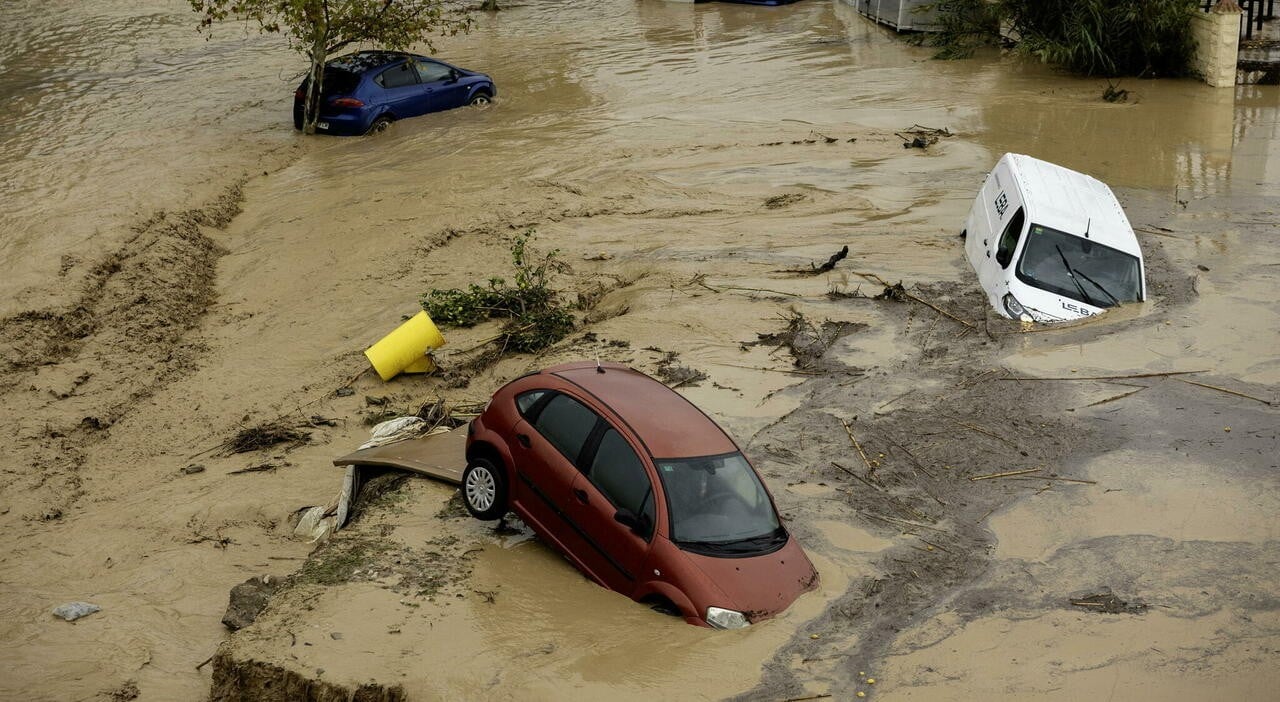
[1004,0,1198,77]
[422,231,574,354]
[923,0,1199,77]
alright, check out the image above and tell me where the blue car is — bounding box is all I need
[293,51,496,135]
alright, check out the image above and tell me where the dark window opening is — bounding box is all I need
[588,428,655,533]
[996,206,1025,269]
[515,390,549,418]
[415,60,454,84]
[377,62,418,89]
[1016,224,1143,307]
[656,452,784,556]
[532,394,598,464]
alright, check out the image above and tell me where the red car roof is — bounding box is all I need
[547,362,738,460]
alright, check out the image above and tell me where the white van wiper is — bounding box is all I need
[1074,269,1120,307]
[1054,245,1097,307]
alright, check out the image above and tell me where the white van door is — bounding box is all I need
[975,162,1025,306]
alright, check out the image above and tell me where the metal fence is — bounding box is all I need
[1202,0,1276,40]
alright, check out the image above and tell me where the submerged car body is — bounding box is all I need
[293,51,495,135]
[463,362,818,628]
[963,153,1146,323]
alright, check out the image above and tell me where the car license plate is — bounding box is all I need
[317,121,329,130]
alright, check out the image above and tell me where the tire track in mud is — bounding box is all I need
[0,183,244,520]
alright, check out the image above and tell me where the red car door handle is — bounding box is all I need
[573,488,589,504]
[516,434,531,448]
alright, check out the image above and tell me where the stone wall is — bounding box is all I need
[1191,5,1242,87]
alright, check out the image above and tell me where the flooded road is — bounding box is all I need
[1,0,1277,700]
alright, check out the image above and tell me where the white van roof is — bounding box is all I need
[1003,154,1141,258]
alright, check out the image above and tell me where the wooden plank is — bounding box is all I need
[332,428,468,485]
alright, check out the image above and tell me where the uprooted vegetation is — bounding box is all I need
[654,351,709,388]
[218,420,312,455]
[750,309,863,370]
[421,230,575,355]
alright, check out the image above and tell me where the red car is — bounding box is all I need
[463,361,818,628]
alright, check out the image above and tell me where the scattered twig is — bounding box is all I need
[916,536,954,554]
[228,462,281,475]
[339,366,368,390]
[878,431,937,480]
[707,361,822,376]
[1178,378,1274,406]
[969,468,1040,481]
[195,655,214,671]
[1083,386,1148,408]
[783,695,832,702]
[840,419,875,475]
[721,285,801,297]
[862,511,948,533]
[876,387,918,411]
[996,370,1207,381]
[953,421,1019,449]
[851,271,976,329]
[831,462,882,492]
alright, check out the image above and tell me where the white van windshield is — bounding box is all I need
[656,452,784,555]
[1016,224,1142,308]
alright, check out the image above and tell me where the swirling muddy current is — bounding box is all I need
[1,0,1277,700]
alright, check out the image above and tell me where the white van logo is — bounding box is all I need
[1061,300,1094,316]
[994,192,1009,217]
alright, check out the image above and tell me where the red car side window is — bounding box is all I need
[515,389,549,419]
[531,394,598,465]
[588,428,654,527]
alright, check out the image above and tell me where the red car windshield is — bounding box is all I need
[655,453,783,553]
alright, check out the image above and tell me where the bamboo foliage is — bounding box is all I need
[1005,0,1198,77]
[923,0,1199,77]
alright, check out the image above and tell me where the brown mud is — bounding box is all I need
[1,0,1278,700]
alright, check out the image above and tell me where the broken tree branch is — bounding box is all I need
[969,468,1041,481]
[1178,378,1274,406]
[851,270,977,329]
[840,419,875,475]
[996,370,1208,381]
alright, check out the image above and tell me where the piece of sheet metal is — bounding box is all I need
[332,428,467,485]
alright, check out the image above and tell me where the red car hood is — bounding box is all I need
[684,536,818,622]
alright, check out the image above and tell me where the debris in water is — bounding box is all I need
[764,193,807,209]
[1101,82,1129,103]
[219,420,311,455]
[655,351,709,388]
[751,309,861,370]
[222,575,282,631]
[1070,591,1148,614]
[896,124,952,149]
[52,601,100,621]
[808,246,849,274]
[876,282,908,302]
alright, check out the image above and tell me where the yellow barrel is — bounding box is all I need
[364,311,446,381]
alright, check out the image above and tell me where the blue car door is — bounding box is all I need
[414,59,469,112]
[375,61,428,117]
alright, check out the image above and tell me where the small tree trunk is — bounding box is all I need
[303,37,327,135]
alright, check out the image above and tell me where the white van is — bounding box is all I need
[963,154,1146,323]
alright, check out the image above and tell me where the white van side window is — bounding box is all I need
[996,207,1025,269]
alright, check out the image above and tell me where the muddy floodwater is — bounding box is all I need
[1,0,1278,700]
